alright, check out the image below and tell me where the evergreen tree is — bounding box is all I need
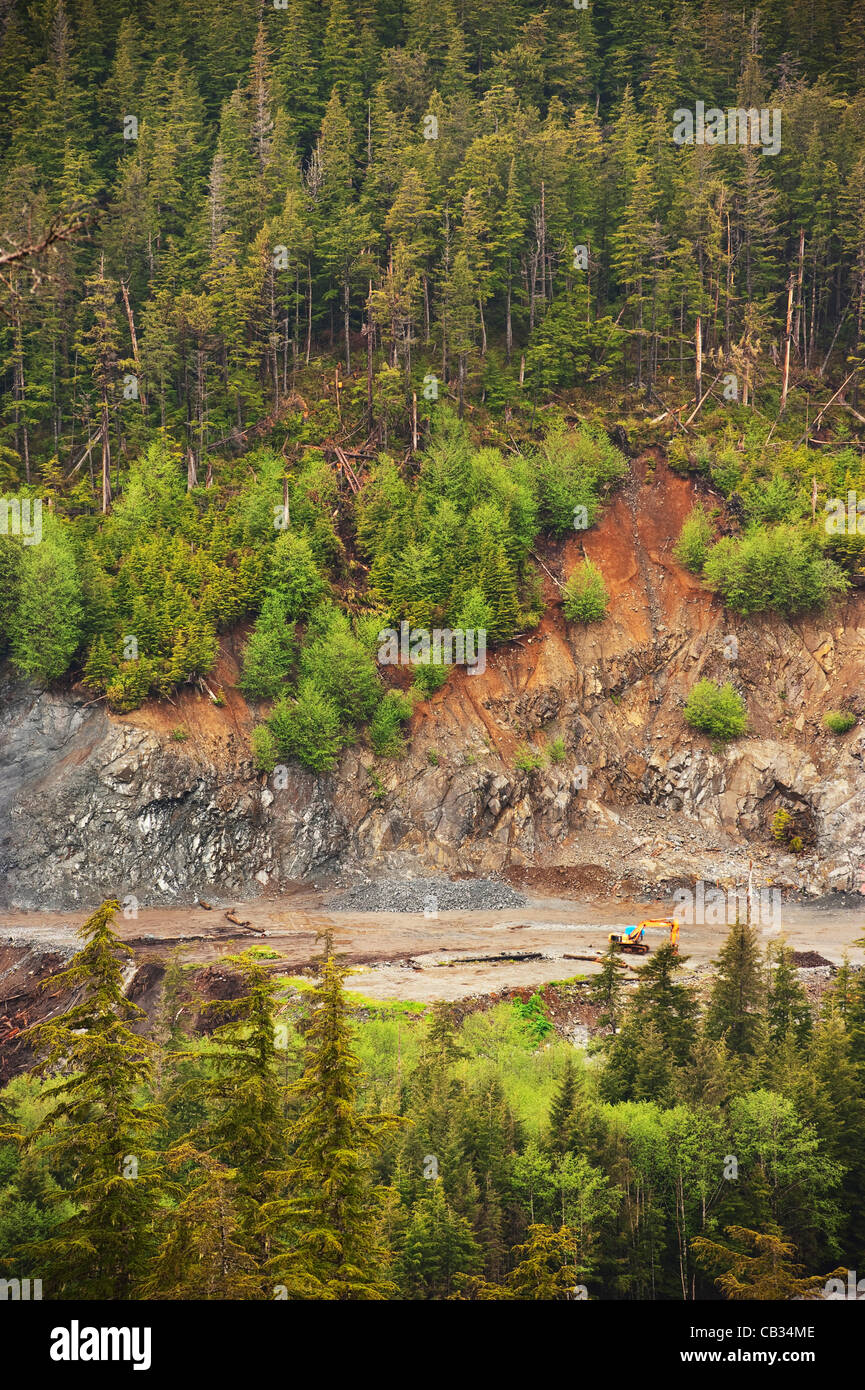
[142,1146,262,1300]
[190,954,288,1262]
[239,592,296,699]
[77,257,124,513]
[507,1223,589,1300]
[22,901,161,1299]
[268,679,344,771]
[268,532,326,618]
[263,939,400,1298]
[767,943,812,1045]
[588,943,627,1030]
[706,922,766,1057]
[546,1056,578,1156]
[692,1224,842,1301]
[8,520,82,683]
[396,1179,482,1299]
[0,534,23,654]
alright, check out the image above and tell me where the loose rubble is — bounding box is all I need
[327,875,527,913]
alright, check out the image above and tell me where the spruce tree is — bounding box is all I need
[396,1179,482,1299]
[190,954,288,1264]
[268,679,344,771]
[706,922,766,1057]
[588,943,627,1030]
[22,900,161,1299]
[142,1146,262,1300]
[767,943,812,1045]
[263,938,400,1298]
[546,1056,578,1155]
[239,593,296,699]
[8,520,82,684]
[0,534,23,653]
[77,257,123,513]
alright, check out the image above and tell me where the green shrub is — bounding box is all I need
[413,661,450,696]
[668,435,713,476]
[771,807,808,853]
[301,625,382,727]
[532,421,627,536]
[547,736,567,764]
[369,689,414,755]
[169,726,188,742]
[683,679,747,740]
[456,585,494,633]
[427,748,440,766]
[268,679,344,771]
[674,504,714,573]
[562,559,608,623]
[512,992,553,1042]
[741,473,800,524]
[106,659,155,713]
[708,447,742,496]
[514,742,544,772]
[250,724,279,773]
[702,526,848,616]
[824,530,865,578]
[823,709,856,735]
[667,436,693,474]
[82,634,117,694]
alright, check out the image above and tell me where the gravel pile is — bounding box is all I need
[791,950,834,969]
[327,876,527,914]
[1,930,77,956]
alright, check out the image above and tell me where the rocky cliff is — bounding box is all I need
[1,455,863,911]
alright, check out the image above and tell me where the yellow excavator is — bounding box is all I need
[608,919,680,955]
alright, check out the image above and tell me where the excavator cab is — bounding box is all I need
[608,925,650,955]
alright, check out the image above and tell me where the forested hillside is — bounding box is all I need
[2,0,865,768]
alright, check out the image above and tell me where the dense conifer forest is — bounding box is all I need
[3,0,865,752]
[1,904,864,1301]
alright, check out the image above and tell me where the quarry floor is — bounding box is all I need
[3,883,864,1003]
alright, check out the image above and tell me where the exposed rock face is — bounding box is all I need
[0,677,283,908]
[1,457,863,910]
